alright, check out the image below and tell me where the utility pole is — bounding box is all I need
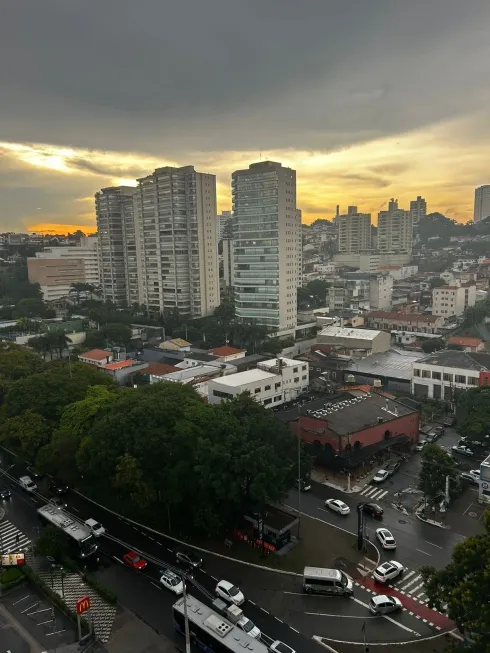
[182,576,191,653]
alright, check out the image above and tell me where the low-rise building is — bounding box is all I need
[411,350,490,400]
[432,284,476,318]
[376,264,418,280]
[344,348,426,394]
[365,311,444,334]
[317,326,391,355]
[208,357,309,407]
[159,338,192,352]
[78,349,113,367]
[447,336,484,353]
[209,346,246,362]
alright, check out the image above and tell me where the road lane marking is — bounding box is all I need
[399,570,415,582]
[424,541,442,549]
[410,583,425,595]
[305,612,378,619]
[416,549,431,556]
[290,627,300,633]
[351,598,421,636]
[275,617,283,623]
[151,582,162,590]
[260,607,269,614]
[399,575,422,590]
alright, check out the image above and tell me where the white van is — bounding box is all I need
[84,518,105,537]
[19,475,37,492]
[303,566,354,597]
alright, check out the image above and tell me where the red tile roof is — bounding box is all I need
[210,346,245,356]
[447,336,482,348]
[103,360,135,371]
[79,349,111,361]
[140,363,179,376]
[367,311,439,324]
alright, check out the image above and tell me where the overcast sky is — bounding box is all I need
[1,0,490,232]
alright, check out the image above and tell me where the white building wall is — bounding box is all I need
[432,285,476,317]
[411,362,479,400]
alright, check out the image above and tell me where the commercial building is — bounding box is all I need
[478,454,490,505]
[333,251,412,270]
[432,283,476,318]
[376,265,418,281]
[280,389,420,469]
[95,185,138,305]
[327,272,393,312]
[31,236,100,300]
[365,311,444,334]
[317,326,391,355]
[232,161,301,330]
[473,185,490,224]
[411,350,490,400]
[344,348,426,394]
[410,196,427,226]
[27,257,85,302]
[134,165,220,318]
[208,357,309,407]
[377,199,412,255]
[337,207,371,254]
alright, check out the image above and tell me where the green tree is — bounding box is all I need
[261,337,289,356]
[0,341,45,380]
[0,410,51,459]
[429,277,446,288]
[458,387,490,443]
[421,511,490,650]
[419,444,458,506]
[34,525,70,563]
[2,362,115,421]
[421,339,445,353]
[13,297,47,319]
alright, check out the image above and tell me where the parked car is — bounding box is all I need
[215,580,245,606]
[49,481,69,496]
[432,426,445,437]
[159,569,185,595]
[373,560,404,583]
[19,475,37,492]
[84,518,106,537]
[451,445,474,457]
[294,478,311,492]
[459,472,479,486]
[373,470,390,483]
[0,485,12,499]
[123,550,147,570]
[270,641,296,653]
[236,616,261,640]
[362,502,384,518]
[175,550,203,571]
[49,496,67,509]
[443,415,456,427]
[385,461,401,476]
[469,469,480,480]
[369,594,403,616]
[26,465,43,479]
[415,440,427,452]
[376,528,396,549]
[324,499,350,515]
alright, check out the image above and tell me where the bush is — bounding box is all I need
[0,566,24,585]
[83,573,118,605]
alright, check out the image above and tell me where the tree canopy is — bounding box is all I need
[421,339,445,354]
[457,387,490,443]
[419,443,458,506]
[421,511,490,651]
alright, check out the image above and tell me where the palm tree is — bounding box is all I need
[69,282,89,305]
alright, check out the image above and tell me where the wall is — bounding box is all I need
[291,411,419,451]
[412,362,479,399]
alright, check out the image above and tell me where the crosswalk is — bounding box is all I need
[375,567,446,611]
[358,484,389,501]
[0,519,31,554]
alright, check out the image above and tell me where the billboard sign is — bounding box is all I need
[0,553,25,566]
[76,595,91,615]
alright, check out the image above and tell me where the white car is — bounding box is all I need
[19,475,37,492]
[270,641,296,653]
[469,469,480,480]
[237,616,261,640]
[84,518,105,537]
[415,440,427,452]
[376,528,396,549]
[373,470,389,483]
[373,560,404,583]
[160,569,184,595]
[215,580,245,606]
[324,499,350,515]
[451,445,474,457]
[369,594,403,615]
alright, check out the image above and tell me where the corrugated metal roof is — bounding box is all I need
[345,348,426,381]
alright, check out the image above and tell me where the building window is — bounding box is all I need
[422,370,431,378]
[432,371,441,380]
[264,385,271,391]
[254,387,261,394]
[293,367,298,373]
[274,395,282,402]
[213,390,232,399]
[413,368,421,377]
[302,365,307,371]
[455,375,466,384]
[443,373,453,382]
[263,398,272,406]
[294,377,299,383]
[302,375,307,380]
[275,382,281,389]
[467,377,478,386]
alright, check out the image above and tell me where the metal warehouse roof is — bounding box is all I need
[345,348,427,381]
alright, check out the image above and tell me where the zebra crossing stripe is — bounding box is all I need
[396,569,415,584]
[0,520,31,554]
[410,582,425,595]
[359,486,388,500]
[399,574,422,591]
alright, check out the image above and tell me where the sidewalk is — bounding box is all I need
[105,609,178,653]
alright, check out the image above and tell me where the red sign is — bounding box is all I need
[1,553,25,566]
[76,595,91,615]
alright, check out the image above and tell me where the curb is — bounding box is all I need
[415,508,450,530]
[0,508,5,521]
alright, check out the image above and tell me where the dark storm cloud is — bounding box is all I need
[1,0,490,155]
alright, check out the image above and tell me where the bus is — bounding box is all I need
[303,566,353,597]
[173,594,268,653]
[37,503,98,560]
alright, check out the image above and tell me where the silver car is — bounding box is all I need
[369,594,403,615]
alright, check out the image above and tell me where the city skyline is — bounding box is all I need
[2,1,490,233]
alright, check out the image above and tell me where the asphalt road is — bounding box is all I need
[0,453,457,648]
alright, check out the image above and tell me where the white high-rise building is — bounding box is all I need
[34,236,100,289]
[377,199,413,255]
[337,206,372,253]
[216,210,232,242]
[410,196,427,226]
[96,186,138,305]
[134,165,220,317]
[232,161,299,330]
[473,186,490,223]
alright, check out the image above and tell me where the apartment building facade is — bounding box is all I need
[377,199,413,254]
[432,283,476,318]
[365,311,444,334]
[409,196,427,226]
[232,161,301,330]
[474,185,490,223]
[337,207,371,253]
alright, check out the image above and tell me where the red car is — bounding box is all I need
[123,551,147,570]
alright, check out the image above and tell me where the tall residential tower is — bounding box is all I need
[232,161,300,330]
[377,199,412,255]
[337,206,372,253]
[474,185,490,224]
[410,196,427,226]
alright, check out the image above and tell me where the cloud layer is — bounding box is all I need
[1,0,490,231]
